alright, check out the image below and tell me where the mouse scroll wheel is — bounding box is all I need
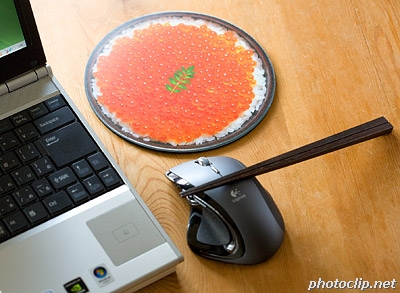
[195,157,211,166]
[195,157,221,175]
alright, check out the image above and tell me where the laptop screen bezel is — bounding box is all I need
[0,0,46,82]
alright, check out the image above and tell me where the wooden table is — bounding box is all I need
[30,0,399,292]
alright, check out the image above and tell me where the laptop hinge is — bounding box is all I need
[1,65,51,96]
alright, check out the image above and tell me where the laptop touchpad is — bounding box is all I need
[87,200,165,266]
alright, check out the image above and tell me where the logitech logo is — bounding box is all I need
[230,188,246,203]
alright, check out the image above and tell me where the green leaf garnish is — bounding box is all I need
[166,66,195,93]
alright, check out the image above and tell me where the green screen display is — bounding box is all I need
[0,0,26,57]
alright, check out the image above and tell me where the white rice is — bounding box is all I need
[91,16,267,146]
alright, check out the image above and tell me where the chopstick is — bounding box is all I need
[179,116,393,197]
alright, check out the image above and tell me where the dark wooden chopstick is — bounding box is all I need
[179,116,393,197]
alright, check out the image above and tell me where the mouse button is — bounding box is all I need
[169,161,220,186]
[167,160,193,175]
[209,156,246,176]
[196,207,231,246]
[165,171,193,189]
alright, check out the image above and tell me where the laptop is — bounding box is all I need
[0,1,183,292]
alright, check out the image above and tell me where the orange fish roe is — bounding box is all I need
[94,22,259,145]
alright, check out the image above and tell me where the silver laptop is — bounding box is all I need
[0,1,183,292]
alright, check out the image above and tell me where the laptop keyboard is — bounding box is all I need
[0,95,123,243]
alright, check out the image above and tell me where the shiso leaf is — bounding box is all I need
[166,66,195,93]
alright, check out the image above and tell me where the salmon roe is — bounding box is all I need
[94,22,258,144]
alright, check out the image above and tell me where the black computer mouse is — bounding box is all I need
[165,156,285,265]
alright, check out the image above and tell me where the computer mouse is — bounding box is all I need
[165,156,285,265]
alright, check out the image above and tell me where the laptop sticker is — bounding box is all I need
[91,264,115,288]
[63,277,89,293]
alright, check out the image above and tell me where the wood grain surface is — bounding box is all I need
[30,0,399,292]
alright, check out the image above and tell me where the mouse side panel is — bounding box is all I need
[202,178,285,264]
[186,205,243,259]
[254,179,285,231]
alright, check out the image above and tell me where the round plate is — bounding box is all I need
[85,11,275,153]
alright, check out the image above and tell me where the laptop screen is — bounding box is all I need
[0,0,46,82]
[0,0,27,59]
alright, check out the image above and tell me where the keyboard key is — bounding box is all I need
[37,122,98,168]
[3,211,30,234]
[16,143,40,163]
[10,110,31,126]
[87,153,109,171]
[0,175,17,196]
[0,221,10,242]
[0,119,13,136]
[83,175,105,197]
[43,191,73,216]
[23,202,50,225]
[71,159,93,179]
[99,168,122,189]
[11,165,36,186]
[16,123,40,142]
[45,95,66,111]
[30,156,54,177]
[28,103,49,119]
[0,152,21,173]
[34,107,75,134]
[48,167,77,190]
[13,186,37,207]
[0,131,20,152]
[67,183,90,204]
[0,195,18,216]
[32,178,54,198]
